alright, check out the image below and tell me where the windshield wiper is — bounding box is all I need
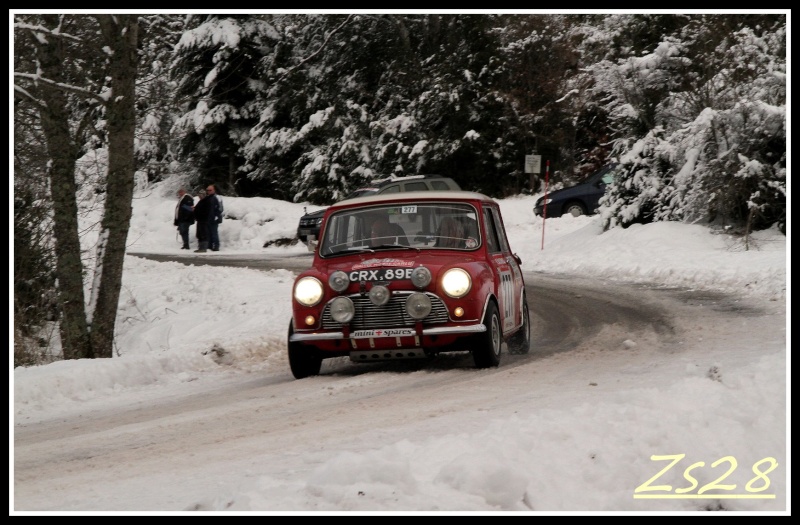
[324,246,375,256]
[369,244,420,252]
[326,244,420,256]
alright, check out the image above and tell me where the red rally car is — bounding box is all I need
[287,191,530,379]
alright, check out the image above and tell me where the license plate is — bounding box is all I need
[347,267,414,281]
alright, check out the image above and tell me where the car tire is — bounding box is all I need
[287,320,322,379]
[472,301,502,368]
[564,201,587,217]
[507,296,530,355]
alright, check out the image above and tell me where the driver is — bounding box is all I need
[370,217,393,247]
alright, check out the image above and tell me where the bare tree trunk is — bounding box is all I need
[36,15,91,360]
[745,206,755,252]
[16,14,141,360]
[228,149,236,195]
[89,15,139,358]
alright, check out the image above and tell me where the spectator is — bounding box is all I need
[206,184,224,251]
[174,188,195,250]
[192,189,212,253]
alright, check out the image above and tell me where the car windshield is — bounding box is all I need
[320,202,481,256]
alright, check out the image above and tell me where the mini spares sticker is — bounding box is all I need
[351,328,415,338]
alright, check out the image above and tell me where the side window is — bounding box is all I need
[601,168,616,185]
[482,209,501,254]
[379,184,401,194]
[489,208,510,252]
[405,182,427,192]
[324,213,358,252]
[431,180,450,190]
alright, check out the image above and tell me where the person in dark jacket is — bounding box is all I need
[192,189,212,253]
[206,183,224,251]
[174,188,195,249]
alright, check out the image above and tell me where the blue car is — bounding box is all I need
[533,164,618,218]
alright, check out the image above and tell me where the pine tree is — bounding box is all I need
[170,14,282,195]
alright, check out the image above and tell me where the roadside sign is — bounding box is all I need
[525,154,541,174]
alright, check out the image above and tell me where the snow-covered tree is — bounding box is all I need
[600,128,677,229]
[135,15,185,184]
[170,14,282,195]
[589,14,785,232]
[242,14,411,203]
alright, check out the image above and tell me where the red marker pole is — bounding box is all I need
[541,160,550,250]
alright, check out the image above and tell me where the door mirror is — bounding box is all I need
[512,253,522,266]
[307,236,318,252]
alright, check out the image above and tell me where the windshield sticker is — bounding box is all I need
[352,258,414,270]
[465,237,478,248]
[401,206,417,214]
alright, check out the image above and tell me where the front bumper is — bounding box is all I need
[289,323,486,343]
[297,228,319,242]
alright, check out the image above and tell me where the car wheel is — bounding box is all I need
[508,297,530,355]
[472,301,502,368]
[287,320,322,379]
[564,201,587,217]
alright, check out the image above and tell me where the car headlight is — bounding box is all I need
[405,292,432,320]
[294,276,324,306]
[411,266,432,288]
[441,268,471,298]
[369,285,390,306]
[329,296,355,323]
[328,271,349,292]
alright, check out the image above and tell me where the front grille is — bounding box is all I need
[322,291,449,329]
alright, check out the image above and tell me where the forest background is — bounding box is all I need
[12,12,787,365]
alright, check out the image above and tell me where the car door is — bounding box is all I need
[482,206,522,333]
